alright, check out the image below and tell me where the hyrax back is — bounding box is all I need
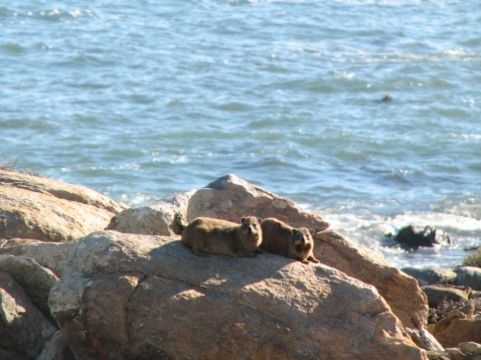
[181,216,262,257]
[260,218,319,263]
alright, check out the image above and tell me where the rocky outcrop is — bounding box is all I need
[107,190,194,236]
[315,229,428,328]
[186,174,427,328]
[49,231,427,360]
[0,170,126,242]
[187,174,329,232]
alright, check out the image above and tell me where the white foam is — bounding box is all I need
[388,212,481,233]
[333,70,356,80]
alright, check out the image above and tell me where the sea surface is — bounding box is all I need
[1,0,480,269]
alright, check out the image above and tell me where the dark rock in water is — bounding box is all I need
[392,225,451,250]
[381,94,393,103]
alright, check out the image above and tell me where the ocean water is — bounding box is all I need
[1,0,480,268]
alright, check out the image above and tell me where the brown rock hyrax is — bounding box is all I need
[181,216,262,257]
[261,218,319,264]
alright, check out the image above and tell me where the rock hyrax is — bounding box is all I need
[181,216,262,257]
[261,218,319,264]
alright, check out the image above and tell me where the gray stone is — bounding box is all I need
[444,348,465,360]
[0,238,75,276]
[187,174,329,232]
[460,342,481,354]
[403,267,457,286]
[0,255,58,317]
[456,267,481,290]
[106,190,194,236]
[37,331,74,360]
[406,327,444,351]
[0,271,56,359]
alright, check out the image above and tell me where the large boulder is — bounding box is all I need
[186,174,427,328]
[49,231,427,360]
[187,174,329,232]
[0,271,57,359]
[315,229,428,328]
[107,190,194,235]
[0,170,126,242]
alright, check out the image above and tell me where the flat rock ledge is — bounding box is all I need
[49,231,426,360]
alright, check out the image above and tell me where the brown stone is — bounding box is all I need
[186,174,428,328]
[429,313,481,348]
[187,174,329,232]
[49,231,427,360]
[315,229,428,328]
[0,170,126,242]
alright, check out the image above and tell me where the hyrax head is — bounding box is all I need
[239,216,263,249]
[291,227,314,260]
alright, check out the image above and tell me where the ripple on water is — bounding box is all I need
[55,53,114,67]
[0,117,57,131]
[37,8,92,21]
[1,0,480,270]
[1,42,25,55]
